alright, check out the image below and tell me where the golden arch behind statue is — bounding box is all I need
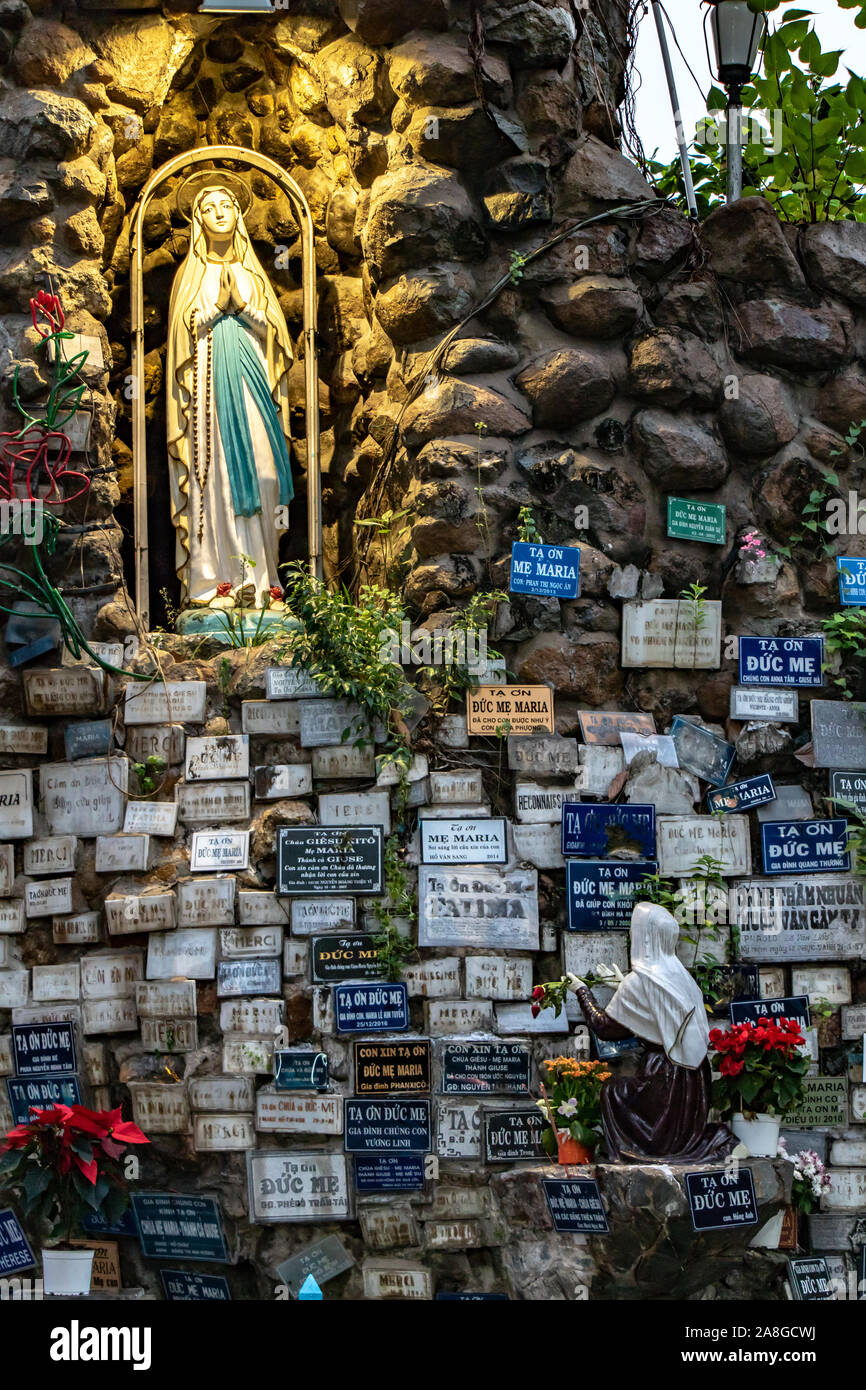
[130,147,322,629]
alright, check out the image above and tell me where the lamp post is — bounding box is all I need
[702,0,767,204]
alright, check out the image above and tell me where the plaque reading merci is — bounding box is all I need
[466,685,554,737]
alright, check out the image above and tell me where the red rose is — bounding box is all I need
[269,585,283,600]
[531,986,544,1002]
[216,581,232,596]
[530,1002,541,1019]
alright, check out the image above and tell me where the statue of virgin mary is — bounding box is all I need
[166,172,293,610]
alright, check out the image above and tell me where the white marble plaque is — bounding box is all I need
[146,929,217,980]
[31,962,79,1002]
[123,801,179,836]
[190,830,249,872]
[291,897,355,936]
[376,753,428,787]
[284,938,309,977]
[82,998,138,1034]
[255,1089,344,1134]
[140,1018,198,1052]
[176,781,251,824]
[104,890,176,936]
[40,758,127,837]
[841,1004,866,1039]
[194,1113,255,1151]
[53,912,101,946]
[220,925,283,958]
[0,770,34,839]
[238,891,290,927]
[790,966,852,1007]
[511,821,565,869]
[95,834,151,874]
[428,771,485,805]
[311,746,376,779]
[265,666,325,700]
[188,1075,255,1112]
[25,877,73,918]
[822,1169,866,1211]
[219,998,283,1035]
[495,1002,570,1035]
[22,837,76,877]
[222,1035,273,1073]
[123,681,206,726]
[23,667,107,716]
[135,980,196,1017]
[318,790,391,836]
[507,735,578,777]
[128,1082,190,1135]
[811,700,866,770]
[0,902,25,934]
[657,814,751,877]
[418,866,539,950]
[513,781,575,825]
[575,745,626,796]
[362,1262,432,1300]
[401,958,462,999]
[185,734,249,782]
[0,723,47,755]
[177,876,236,928]
[436,1098,482,1158]
[299,698,370,748]
[730,687,799,722]
[80,952,143,1000]
[426,1000,494,1036]
[438,715,469,748]
[124,724,185,766]
[622,599,722,669]
[254,765,313,800]
[417,803,492,820]
[241,701,300,736]
[420,818,507,864]
[734,876,866,962]
[464,956,533,1001]
[562,932,630,979]
[247,1151,350,1222]
[0,972,29,1008]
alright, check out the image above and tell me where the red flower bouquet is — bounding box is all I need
[0,1104,149,1244]
[708,1018,810,1120]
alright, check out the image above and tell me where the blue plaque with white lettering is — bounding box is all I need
[344,1099,432,1153]
[707,774,776,814]
[837,556,866,607]
[738,636,824,688]
[132,1192,228,1262]
[760,819,850,874]
[334,982,409,1034]
[64,719,113,761]
[0,1208,35,1275]
[160,1270,231,1300]
[11,1021,77,1078]
[561,803,655,858]
[6,1073,82,1124]
[353,1154,426,1192]
[509,542,581,599]
[686,1168,758,1231]
[566,860,657,930]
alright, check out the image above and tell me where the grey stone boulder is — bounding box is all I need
[632,207,693,280]
[540,275,642,339]
[801,221,866,306]
[632,409,729,489]
[362,165,486,282]
[702,196,805,291]
[482,156,551,230]
[628,331,721,408]
[338,0,447,46]
[374,265,477,345]
[387,33,512,108]
[655,280,724,341]
[407,105,524,174]
[718,373,800,456]
[401,378,530,446]
[441,337,519,375]
[483,1,576,68]
[0,88,96,160]
[732,298,854,370]
[515,348,616,427]
[816,365,866,435]
[316,33,393,128]
[558,134,654,215]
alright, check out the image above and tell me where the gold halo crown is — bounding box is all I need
[176,170,252,222]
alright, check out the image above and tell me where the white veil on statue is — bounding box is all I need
[606,902,709,1070]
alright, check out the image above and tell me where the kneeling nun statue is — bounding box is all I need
[571,902,736,1163]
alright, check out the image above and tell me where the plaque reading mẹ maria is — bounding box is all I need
[277,827,383,895]
[466,686,554,737]
[354,1040,431,1095]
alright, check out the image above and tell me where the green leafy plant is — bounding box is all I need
[777,468,840,559]
[355,507,415,587]
[652,7,866,220]
[516,505,542,543]
[133,754,166,796]
[676,582,708,667]
[508,250,527,283]
[420,589,507,714]
[821,609,866,698]
[371,834,418,982]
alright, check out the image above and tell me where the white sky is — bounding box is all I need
[632,0,864,160]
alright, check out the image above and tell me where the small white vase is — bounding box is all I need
[42,1247,95,1297]
[730,1111,780,1158]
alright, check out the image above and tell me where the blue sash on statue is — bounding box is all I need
[211,313,294,517]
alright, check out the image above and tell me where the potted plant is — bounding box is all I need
[774,1137,831,1249]
[708,1018,810,1157]
[537,1057,610,1165]
[0,1104,149,1295]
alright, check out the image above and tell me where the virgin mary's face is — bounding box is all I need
[198,190,238,242]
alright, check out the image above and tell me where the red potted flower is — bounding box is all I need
[708,1017,810,1157]
[0,1104,149,1295]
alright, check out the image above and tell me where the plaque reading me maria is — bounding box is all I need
[277,827,383,895]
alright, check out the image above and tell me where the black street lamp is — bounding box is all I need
[702,0,767,202]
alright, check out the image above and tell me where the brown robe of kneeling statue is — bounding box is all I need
[575,903,736,1164]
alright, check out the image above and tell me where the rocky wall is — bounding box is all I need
[0,0,864,1301]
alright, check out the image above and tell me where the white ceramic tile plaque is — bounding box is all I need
[291,898,355,936]
[23,667,107,716]
[318,791,391,836]
[135,980,196,1017]
[40,758,127,837]
[311,746,376,779]
[53,911,101,945]
[188,1075,255,1112]
[193,1114,255,1151]
[123,802,179,836]
[124,724,185,766]
[426,1000,494,1036]
[265,666,325,700]
[220,925,283,958]
[176,781,251,824]
[622,599,722,669]
[464,956,533,1001]
[22,837,76,876]
[241,701,300,736]
[575,745,625,796]
[128,1083,190,1135]
[31,962,79,1002]
[0,723,47,756]
[185,735,249,781]
[190,830,250,873]
[0,902,25,935]
[254,765,313,800]
[80,952,143,1000]
[730,687,799,722]
[255,1090,344,1135]
[82,998,138,1034]
[219,998,283,1035]
[139,1017,197,1051]
[734,876,866,962]
[0,770,33,839]
[238,891,290,927]
[790,966,852,1006]
[507,735,578,777]
[841,1004,866,1039]
[177,876,236,928]
[811,701,866,770]
[428,771,485,805]
[362,1262,432,1300]
[513,782,576,824]
[436,1099,483,1159]
[562,932,630,979]
[94,835,151,874]
[146,929,217,980]
[123,681,207,726]
[401,958,462,999]
[494,1002,570,1035]
[511,822,565,869]
[299,699,369,748]
[657,815,751,877]
[247,1151,350,1222]
[25,877,73,918]
[104,891,176,936]
[418,866,539,950]
[822,1169,866,1211]
[420,818,507,864]
[222,1034,273,1073]
[0,971,29,1008]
